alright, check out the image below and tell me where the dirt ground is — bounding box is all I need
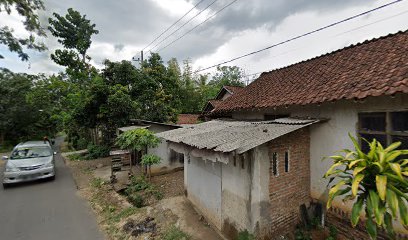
[64,153,223,240]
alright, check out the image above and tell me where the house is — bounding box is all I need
[202,85,244,115]
[157,30,408,239]
[118,120,184,174]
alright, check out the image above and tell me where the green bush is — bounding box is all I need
[68,153,85,161]
[124,176,163,206]
[76,138,88,150]
[86,144,110,159]
[163,225,191,240]
[237,230,255,240]
[127,194,144,208]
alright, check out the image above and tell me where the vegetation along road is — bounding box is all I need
[0,138,104,240]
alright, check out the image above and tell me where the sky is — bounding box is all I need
[1,0,408,82]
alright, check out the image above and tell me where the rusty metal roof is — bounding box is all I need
[156,118,318,154]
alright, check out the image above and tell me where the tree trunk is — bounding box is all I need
[149,165,152,181]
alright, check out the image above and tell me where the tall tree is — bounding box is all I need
[48,8,99,80]
[0,0,47,61]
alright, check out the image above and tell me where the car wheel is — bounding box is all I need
[49,175,55,181]
[2,183,10,189]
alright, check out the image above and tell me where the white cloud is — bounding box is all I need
[1,0,407,77]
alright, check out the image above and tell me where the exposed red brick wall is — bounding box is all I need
[326,206,408,240]
[267,128,311,237]
[269,128,311,237]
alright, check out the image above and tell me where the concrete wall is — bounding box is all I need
[185,155,223,229]
[179,146,271,239]
[221,152,252,237]
[146,123,183,172]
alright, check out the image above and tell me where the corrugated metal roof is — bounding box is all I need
[156,118,319,154]
[118,125,149,132]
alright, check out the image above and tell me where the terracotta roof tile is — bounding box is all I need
[213,31,408,115]
[177,114,200,124]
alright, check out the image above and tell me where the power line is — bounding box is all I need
[157,0,239,52]
[194,0,404,73]
[142,0,206,51]
[241,7,408,83]
[148,0,219,52]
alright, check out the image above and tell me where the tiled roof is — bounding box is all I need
[157,118,319,154]
[177,114,200,124]
[209,99,222,108]
[213,30,408,115]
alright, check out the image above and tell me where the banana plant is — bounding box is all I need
[324,134,408,239]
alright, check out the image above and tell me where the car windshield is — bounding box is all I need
[10,147,52,160]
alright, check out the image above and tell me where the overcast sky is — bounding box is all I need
[1,0,407,81]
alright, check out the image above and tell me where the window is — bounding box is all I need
[284,151,289,173]
[241,155,245,169]
[233,155,236,167]
[272,152,278,176]
[358,111,408,153]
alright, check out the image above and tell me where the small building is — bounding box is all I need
[118,120,184,174]
[202,85,244,115]
[158,30,408,239]
[158,118,319,239]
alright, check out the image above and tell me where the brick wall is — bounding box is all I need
[267,128,311,237]
[326,206,408,240]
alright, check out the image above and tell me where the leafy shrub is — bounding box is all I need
[294,228,311,240]
[237,230,255,240]
[163,225,190,240]
[127,194,144,208]
[68,153,85,161]
[86,144,110,159]
[327,225,338,240]
[76,138,88,150]
[124,176,163,206]
[324,134,408,239]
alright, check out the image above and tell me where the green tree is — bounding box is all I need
[0,0,47,60]
[48,8,99,80]
[116,128,161,178]
[0,68,53,143]
[210,65,245,88]
[141,154,161,180]
[324,134,408,239]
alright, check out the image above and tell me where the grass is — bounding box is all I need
[89,177,139,240]
[162,225,191,240]
[123,176,164,208]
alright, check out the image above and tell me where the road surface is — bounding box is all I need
[0,139,104,240]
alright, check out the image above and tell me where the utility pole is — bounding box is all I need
[140,50,144,63]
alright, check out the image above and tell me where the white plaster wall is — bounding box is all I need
[232,111,264,120]
[147,139,183,172]
[185,155,223,229]
[250,145,271,233]
[287,95,408,207]
[221,153,252,231]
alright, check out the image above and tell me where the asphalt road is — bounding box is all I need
[0,139,104,240]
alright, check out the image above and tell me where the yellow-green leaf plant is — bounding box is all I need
[324,134,408,239]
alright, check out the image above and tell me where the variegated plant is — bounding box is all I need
[324,134,408,239]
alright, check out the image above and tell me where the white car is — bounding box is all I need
[2,141,56,188]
